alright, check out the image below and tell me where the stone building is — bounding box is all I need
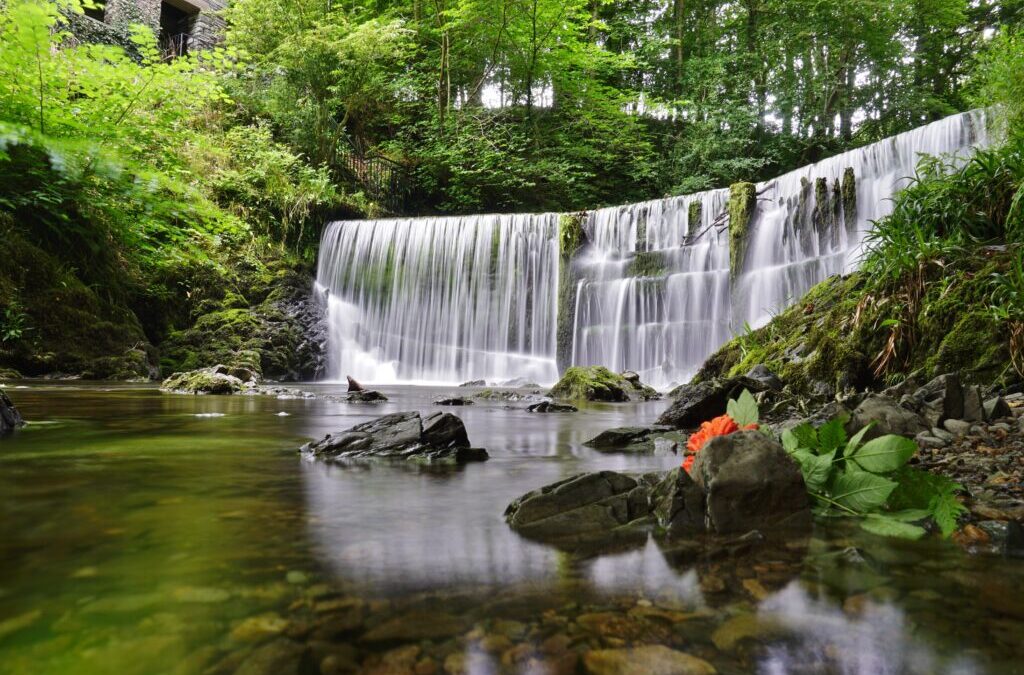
[68,0,226,57]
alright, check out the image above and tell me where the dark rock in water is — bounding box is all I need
[984,396,1012,421]
[499,377,541,388]
[160,366,246,395]
[658,376,766,429]
[620,370,641,385]
[234,638,307,675]
[504,471,653,542]
[905,373,964,427]
[976,520,1024,558]
[473,389,540,402]
[459,379,487,387]
[583,426,683,454]
[346,390,388,403]
[650,468,704,535]
[526,401,577,413]
[690,431,811,534]
[435,395,474,406]
[745,364,783,391]
[301,411,487,464]
[0,389,25,434]
[346,376,365,392]
[548,366,659,402]
[847,394,927,440]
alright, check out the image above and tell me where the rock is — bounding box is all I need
[346,390,388,403]
[847,394,927,440]
[346,376,365,392]
[473,389,539,402]
[620,371,641,384]
[499,377,541,388]
[962,385,985,422]
[548,366,659,402]
[582,645,715,675]
[231,613,290,642]
[583,426,682,454]
[459,380,486,387]
[0,389,25,434]
[234,639,307,675]
[906,373,964,427]
[434,396,474,406]
[526,401,578,413]
[361,611,467,642]
[711,614,780,652]
[229,366,259,384]
[504,471,652,541]
[931,427,954,442]
[942,419,972,436]
[160,366,244,395]
[690,431,811,534]
[301,411,488,464]
[745,364,783,390]
[915,433,947,449]
[658,377,766,429]
[984,397,1013,421]
[650,468,704,535]
[976,520,1024,557]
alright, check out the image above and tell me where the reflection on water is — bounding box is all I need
[0,383,1022,674]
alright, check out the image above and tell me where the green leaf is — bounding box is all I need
[929,490,966,537]
[860,515,927,539]
[832,472,898,512]
[848,435,917,473]
[843,422,874,457]
[790,423,818,452]
[727,389,759,427]
[781,428,799,453]
[818,417,847,456]
[885,508,932,522]
[792,449,834,492]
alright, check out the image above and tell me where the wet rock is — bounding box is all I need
[459,380,486,387]
[746,364,783,390]
[847,394,927,440]
[984,397,1012,421]
[658,377,766,429]
[650,468,704,535]
[620,370,641,384]
[301,411,488,464]
[230,613,290,642]
[499,377,541,388]
[582,645,715,675]
[690,431,811,534]
[583,426,682,454]
[346,376,365,392]
[976,520,1024,557]
[346,390,388,403]
[0,389,25,434]
[548,366,659,402]
[504,471,651,541]
[160,366,245,395]
[234,639,307,675]
[473,389,540,402]
[915,432,947,449]
[527,401,578,413]
[906,373,964,427]
[434,396,474,406]
[711,614,781,652]
[361,611,467,642]
[963,385,985,423]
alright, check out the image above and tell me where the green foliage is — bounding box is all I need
[1,300,29,344]
[726,389,759,427]
[782,417,966,539]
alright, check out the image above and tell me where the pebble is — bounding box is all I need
[943,419,972,436]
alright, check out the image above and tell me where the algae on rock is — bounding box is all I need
[548,366,659,402]
[556,212,588,372]
[728,182,757,280]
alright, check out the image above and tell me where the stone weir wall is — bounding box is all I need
[315,110,991,388]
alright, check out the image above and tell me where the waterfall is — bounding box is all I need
[316,110,988,387]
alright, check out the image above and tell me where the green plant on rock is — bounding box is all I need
[782,416,966,539]
[1,301,30,344]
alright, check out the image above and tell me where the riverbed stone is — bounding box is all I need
[650,468,704,535]
[435,396,474,406]
[361,611,467,642]
[234,639,307,675]
[984,396,1013,421]
[548,366,659,402]
[658,377,766,429]
[160,365,245,395]
[0,389,25,433]
[582,645,715,675]
[583,426,683,454]
[690,431,811,534]
[906,373,964,427]
[847,394,928,440]
[301,411,488,464]
[346,390,388,403]
[527,401,578,413]
[963,385,985,423]
[504,471,650,541]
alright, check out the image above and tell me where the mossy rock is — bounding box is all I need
[160,366,245,395]
[548,366,659,402]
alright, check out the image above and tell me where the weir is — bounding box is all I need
[315,110,989,387]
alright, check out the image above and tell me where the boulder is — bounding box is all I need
[657,376,766,429]
[583,426,683,454]
[301,411,488,464]
[847,394,927,440]
[905,373,964,427]
[160,366,245,395]
[650,468,704,535]
[620,370,641,385]
[434,396,474,406]
[548,366,659,402]
[504,471,653,541]
[962,385,985,423]
[984,396,1013,421]
[346,376,365,392]
[745,364,783,391]
[526,401,578,413]
[498,377,541,388]
[689,431,811,534]
[346,390,388,403]
[459,379,486,387]
[0,389,25,434]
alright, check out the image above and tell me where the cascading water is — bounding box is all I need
[315,110,989,387]
[315,213,560,384]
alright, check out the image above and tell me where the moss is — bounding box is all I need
[559,212,586,258]
[161,367,244,395]
[841,167,857,224]
[625,251,668,278]
[557,212,588,371]
[687,201,703,237]
[728,182,757,280]
[547,366,658,402]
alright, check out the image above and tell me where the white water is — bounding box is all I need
[316,111,988,386]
